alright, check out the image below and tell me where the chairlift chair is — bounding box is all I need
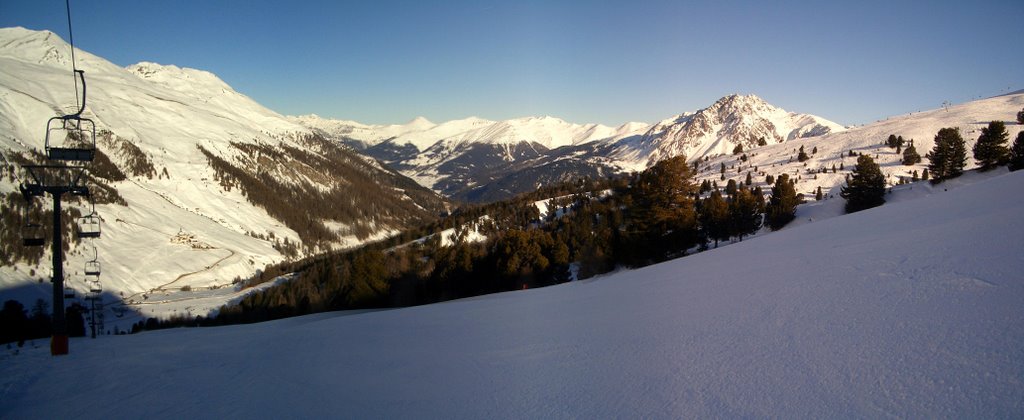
[45,70,96,162]
[88,280,102,294]
[74,187,101,238]
[84,260,100,277]
[77,212,101,239]
[22,222,45,247]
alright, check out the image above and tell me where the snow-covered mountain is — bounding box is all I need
[294,114,644,151]
[0,27,445,319]
[610,94,846,170]
[687,92,1024,206]
[295,94,842,202]
[298,90,1022,205]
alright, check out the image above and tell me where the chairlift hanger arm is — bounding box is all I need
[65,70,87,118]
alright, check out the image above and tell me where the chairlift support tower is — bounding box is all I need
[17,0,103,355]
[20,165,90,355]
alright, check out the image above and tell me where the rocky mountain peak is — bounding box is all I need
[621,94,842,166]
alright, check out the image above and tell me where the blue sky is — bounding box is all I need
[2,0,1022,126]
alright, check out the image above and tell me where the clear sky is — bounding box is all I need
[2,0,1022,126]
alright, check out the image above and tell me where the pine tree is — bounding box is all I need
[699,190,729,248]
[0,300,28,345]
[912,170,919,182]
[733,144,744,155]
[840,154,886,213]
[926,127,967,181]
[902,141,922,165]
[728,188,763,241]
[630,155,699,257]
[922,167,930,180]
[744,172,752,186]
[972,120,1010,170]
[765,174,799,231]
[725,179,737,196]
[815,186,823,201]
[1017,108,1024,125]
[797,145,809,162]
[886,134,898,148]
[1011,131,1024,171]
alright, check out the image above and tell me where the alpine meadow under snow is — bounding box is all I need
[2,169,1022,418]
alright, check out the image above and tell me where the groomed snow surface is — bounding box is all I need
[3,165,1023,418]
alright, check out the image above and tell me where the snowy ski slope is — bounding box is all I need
[2,169,1021,418]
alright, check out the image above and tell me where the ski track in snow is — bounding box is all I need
[1,170,1022,418]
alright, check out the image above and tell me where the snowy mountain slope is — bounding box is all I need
[0,27,444,321]
[291,114,438,150]
[690,92,1024,205]
[609,94,846,171]
[3,169,1022,418]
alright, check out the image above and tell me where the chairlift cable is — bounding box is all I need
[65,0,80,110]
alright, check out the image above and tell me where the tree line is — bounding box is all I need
[143,155,803,328]
[0,299,89,346]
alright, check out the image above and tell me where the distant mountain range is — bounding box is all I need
[292,94,845,202]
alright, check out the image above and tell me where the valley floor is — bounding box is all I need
[2,170,1022,418]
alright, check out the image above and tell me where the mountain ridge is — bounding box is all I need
[0,27,446,319]
[294,93,844,201]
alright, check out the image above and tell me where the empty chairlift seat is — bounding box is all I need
[45,70,96,162]
[22,223,45,247]
[84,260,100,276]
[77,213,101,239]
